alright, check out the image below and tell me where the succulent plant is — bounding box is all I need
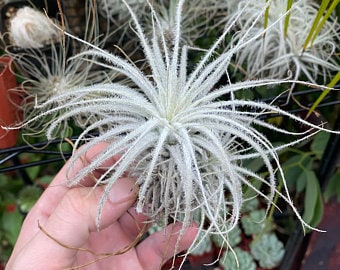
[189,231,213,256]
[241,209,267,236]
[241,197,260,213]
[250,233,285,268]
[212,224,242,248]
[219,247,256,270]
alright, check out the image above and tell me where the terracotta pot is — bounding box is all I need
[0,56,20,148]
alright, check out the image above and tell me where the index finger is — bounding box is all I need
[12,142,118,252]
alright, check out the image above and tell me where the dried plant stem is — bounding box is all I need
[38,220,148,270]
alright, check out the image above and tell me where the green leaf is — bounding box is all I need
[36,175,54,188]
[282,154,312,191]
[307,70,340,118]
[27,166,40,180]
[311,132,330,159]
[296,167,308,193]
[263,0,271,33]
[17,186,43,213]
[302,170,323,227]
[2,209,23,245]
[303,0,331,51]
[284,0,293,38]
[311,0,340,44]
[310,188,324,228]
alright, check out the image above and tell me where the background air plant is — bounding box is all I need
[8,6,62,49]
[97,0,146,25]
[227,0,340,90]
[20,0,339,261]
[142,0,219,46]
[5,0,118,139]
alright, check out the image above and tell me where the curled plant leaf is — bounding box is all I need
[250,233,285,269]
[219,247,256,270]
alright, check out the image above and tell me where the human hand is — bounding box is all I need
[6,143,197,270]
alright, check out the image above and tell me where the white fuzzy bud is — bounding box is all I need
[9,6,61,48]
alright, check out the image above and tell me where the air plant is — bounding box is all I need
[18,0,339,263]
[142,0,219,46]
[8,6,62,49]
[219,247,256,270]
[96,0,146,25]
[6,1,118,139]
[228,0,340,92]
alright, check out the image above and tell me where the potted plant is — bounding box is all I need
[0,56,20,148]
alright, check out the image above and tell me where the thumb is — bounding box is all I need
[8,177,137,270]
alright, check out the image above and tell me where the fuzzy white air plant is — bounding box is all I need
[142,0,219,46]
[97,0,146,25]
[21,0,339,259]
[9,6,62,49]
[227,0,340,87]
[8,1,118,139]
